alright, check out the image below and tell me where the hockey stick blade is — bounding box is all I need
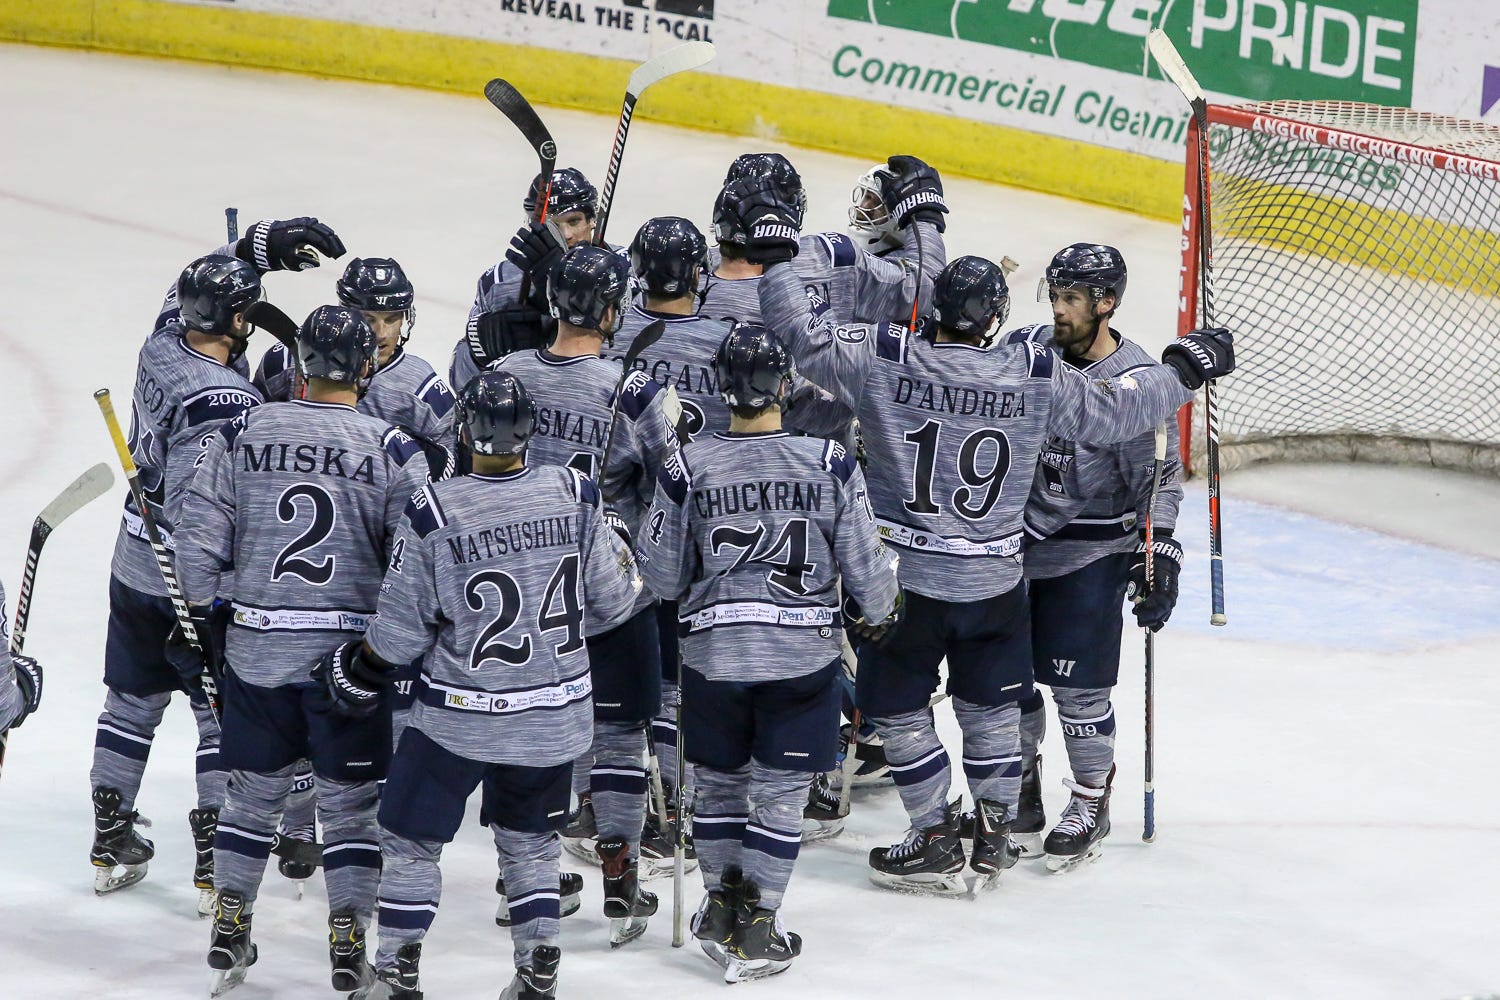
[627,40,715,100]
[12,462,114,656]
[244,301,299,352]
[485,79,558,168]
[1146,29,1206,106]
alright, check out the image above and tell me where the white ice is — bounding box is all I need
[1,44,1497,1000]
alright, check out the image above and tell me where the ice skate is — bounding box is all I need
[690,865,743,969]
[867,821,967,896]
[274,827,319,900]
[597,836,658,948]
[207,890,257,997]
[91,786,154,894]
[189,808,219,917]
[800,771,845,842]
[1044,765,1114,874]
[329,911,373,993]
[639,806,696,880]
[560,793,600,866]
[355,943,423,999]
[830,722,893,788]
[967,798,1022,894]
[723,880,801,984]
[494,872,582,927]
[1013,755,1046,856]
[498,944,560,1000]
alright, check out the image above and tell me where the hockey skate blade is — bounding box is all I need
[639,854,696,881]
[724,955,793,984]
[93,863,147,894]
[609,914,650,948]
[207,947,257,998]
[1013,832,1044,857]
[198,888,219,918]
[1045,846,1103,874]
[562,837,601,867]
[867,868,968,897]
[699,940,731,969]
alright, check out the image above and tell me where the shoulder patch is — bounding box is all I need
[403,484,447,539]
[874,322,908,363]
[1027,342,1056,380]
[1004,323,1051,347]
[475,262,504,298]
[416,373,456,418]
[814,232,859,268]
[821,439,858,484]
[382,426,425,466]
[566,466,602,508]
[654,447,693,506]
[181,385,261,429]
[218,409,252,449]
[616,367,660,421]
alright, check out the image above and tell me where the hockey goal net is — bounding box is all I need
[1178,100,1500,477]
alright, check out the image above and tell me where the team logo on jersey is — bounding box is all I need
[1052,658,1076,677]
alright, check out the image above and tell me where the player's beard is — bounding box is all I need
[1052,313,1102,360]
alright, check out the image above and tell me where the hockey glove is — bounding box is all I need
[237,217,347,273]
[843,589,905,647]
[722,178,802,266]
[1162,327,1235,390]
[7,654,43,728]
[471,305,551,367]
[313,641,389,719]
[164,605,218,695]
[506,220,568,286]
[1126,535,1183,632]
[879,155,948,232]
[603,508,633,547]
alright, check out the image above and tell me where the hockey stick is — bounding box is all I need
[486,79,558,310]
[671,639,687,948]
[1147,29,1226,626]
[644,725,673,836]
[0,463,116,779]
[95,389,223,722]
[593,41,716,248]
[225,206,239,243]
[244,300,304,400]
[598,320,667,481]
[1141,422,1168,843]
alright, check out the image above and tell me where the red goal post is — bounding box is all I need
[1176,101,1500,478]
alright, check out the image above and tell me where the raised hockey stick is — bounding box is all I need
[593,41,716,248]
[486,79,558,309]
[1141,422,1168,843]
[0,463,116,779]
[1147,28,1226,626]
[671,641,687,948]
[95,389,223,722]
[598,320,668,480]
[225,206,239,243]
[244,300,305,399]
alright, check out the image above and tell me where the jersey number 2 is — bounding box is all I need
[272,484,336,584]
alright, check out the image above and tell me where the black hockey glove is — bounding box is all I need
[879,154,948,232]
[843,589,905,647]
[722,178,802,266]
[506,220,568,286]
[312,641,389,719]
[164,605,220,695]
[237,217,347,274]
[603,508,633,547]
[1126,535,1183,632]
[1162,327,1235,390]
[471,305,551,368]
[7,654,43,728]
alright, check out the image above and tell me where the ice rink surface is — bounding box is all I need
[1,43,1497,1000]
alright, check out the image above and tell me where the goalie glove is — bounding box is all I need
[1126,535,1183,632]
[843,589,905,647]
[7,654,43,728]
[879,154,948,232]
[312,641,390,719]
[237,217,347,273]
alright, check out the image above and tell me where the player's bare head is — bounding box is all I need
[1042,243,1126,355]
[549,245,631,344]
[715,323,794,419]
[524,167,598,247]
[849,163,900,251]
[297,305,377,393]
[931,256,1011,347]
[337,257,414,366]
[457,370,536,463]
[177,254,262,360]
[725,152,807,218]
[631,216,708,303]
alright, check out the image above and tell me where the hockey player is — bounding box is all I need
[1008,244,1184,871]
[175,306,429,996]
[724,179,1234,895]
[451,168,601,390]
[489,244,682,940]
[697,186,767,326]
[91,254,266,911]
[354,370,641,1000]
[0,581,44,732]
[638,324,900,982]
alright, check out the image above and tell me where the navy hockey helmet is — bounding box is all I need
[1041,243,1127,311]
[336,257,414,313]
[630,217,709,297]
[523,167,598,222]
[724,152,808,217]
[457,370,536,457]
[713,324,793,411]
[177,254,262,336]
[548,245,631,335]
[932,256,1010,344]
[297,305,377,385]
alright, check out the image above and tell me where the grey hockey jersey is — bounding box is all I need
[790,225,944,327]
[0,580,23,731]
[175,400,429,686]
[757,263,1193,602]
[696,271,764,326]
[1013,325,1185,581]
[110,325,263,597]
[363,467,641,765]
[638,432,899,683]
[452,258,526,392]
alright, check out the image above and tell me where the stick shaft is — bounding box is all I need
[225,207,239,242]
